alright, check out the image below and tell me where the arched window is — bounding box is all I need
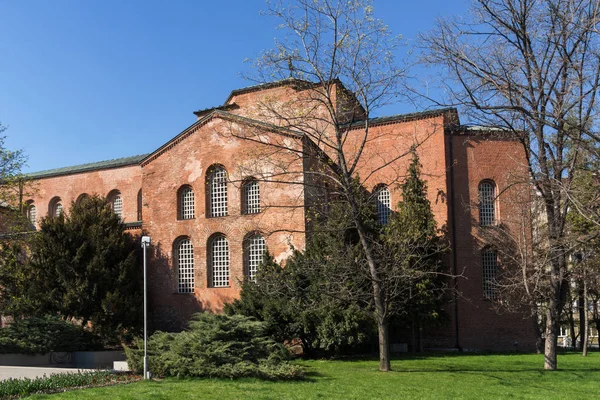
[175,238,195,294]
[108,190,123,220]
[209,234,230,287]
[242,178,260,215]
[178,185,195,220]
[26,202,36,228]
[482,249,499,299]
[208,165,228,217]
[244,233,266,281]
[478,180,496,226]
[137,189,143,221]
[49,197,63,218]
[375,184,391,225]
[76,193,90,205]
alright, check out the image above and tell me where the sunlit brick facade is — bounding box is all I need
[23,80,536,351]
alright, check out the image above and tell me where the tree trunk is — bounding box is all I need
[578,280,585,352]
[377,317,390,371]
[354,217,391,371]
[533,309,543,354]
[568,304,577,350]
[544,302,559,370]
[583,277,589,357]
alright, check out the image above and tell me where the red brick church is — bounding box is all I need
[22,79,536,351]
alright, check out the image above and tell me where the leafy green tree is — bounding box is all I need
[226,247,375,357]
[379,152,448,350]
[0,195,142,343]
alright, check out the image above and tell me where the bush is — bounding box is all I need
[0,370,139,399]
[225,251,376,357]
[0,316,103,354]
[125,313,304,380]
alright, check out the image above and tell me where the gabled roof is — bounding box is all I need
[192,103,239,118]
[223,78,319,105]
[140,110,303,167]
[26,154,149,180]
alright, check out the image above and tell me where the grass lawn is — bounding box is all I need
[26,352,600,399]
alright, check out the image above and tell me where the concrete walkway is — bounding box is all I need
[0,366,93,381]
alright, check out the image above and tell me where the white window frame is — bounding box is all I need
[180,186,195,220]
[176,238,195,294]
[479,181,496,226]
[482,249,498,299]
[28,204,37,226]
[55,202,63,217]
[245,233,266,281]
[210,235,230,287]
[209,166,228,217]
[243,179,260,215]
[112,194,123,220]
[376,185,391,225]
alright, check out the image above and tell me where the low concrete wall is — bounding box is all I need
[0,351,125,368]
[0,354,51,367]
[72,351,125,368]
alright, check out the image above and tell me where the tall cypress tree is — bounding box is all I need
[381,151,448,351]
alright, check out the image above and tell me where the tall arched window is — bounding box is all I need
[244,233,266,281]
[175,238,195,294]
[137,189,143,221]
[49,197,63,218]
[178,185,195,220]
[76,193,90,205]
[209,234,230,287]
[482,249,499,299]
[478,180,496,226]
[108,190,123,220]
[26,202,36,228]
[242,178,260,215]
[375,184,391,225]
[208,165,228,217]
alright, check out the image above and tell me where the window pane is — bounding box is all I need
[243,180,260,214]
[376,186,391,225]
[112,195,123,219]
[210,167,228,217]
[479,182,496,226]
[482,250,498,299]
[177,239,195,293]
[181,187,195,219]
[55,203,63,217]
[245,234,266,281]
[211,236,230,287]
[29,205,36,226]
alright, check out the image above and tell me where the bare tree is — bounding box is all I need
[218,0,444,371]
[421,0,600,369]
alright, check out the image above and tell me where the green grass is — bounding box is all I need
[26,352,600,399]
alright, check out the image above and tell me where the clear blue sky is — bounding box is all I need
[0,0,469,173]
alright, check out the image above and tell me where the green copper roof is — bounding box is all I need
[26,154,149,180]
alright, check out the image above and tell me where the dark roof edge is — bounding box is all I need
[449,124,520,140]
[124,221,142,230]
[26,154,149,180]
[349,107,458,129]
[223,78,319,105]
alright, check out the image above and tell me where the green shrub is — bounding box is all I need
[225,251,376,358]
[0,315,103,354]
[0,370,139,399]
[125,313,304,380]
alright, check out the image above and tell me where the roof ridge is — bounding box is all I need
[27,153,149,179]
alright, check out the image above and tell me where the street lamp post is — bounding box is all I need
[141,236,151,380]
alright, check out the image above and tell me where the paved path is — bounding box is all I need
[0,366,93,381]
